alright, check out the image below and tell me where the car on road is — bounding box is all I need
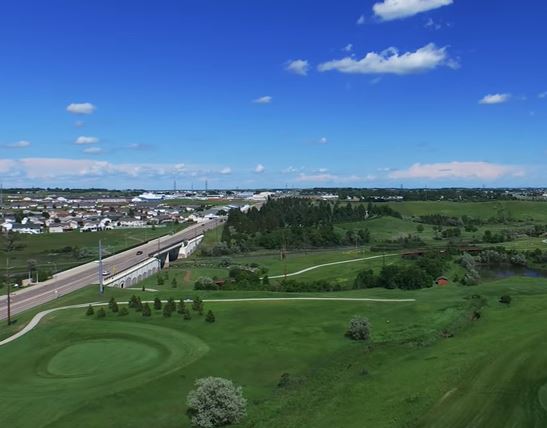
[136,250,143,255]
[102,271,110,276]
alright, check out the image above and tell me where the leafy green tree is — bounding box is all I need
[111,301,119,313]
[186,377,247,428]
[157,274,165,286]
[163,304,173,318]
[135,297,143,312]
[167,297,176,312]
[108,297,116,310]
[96,307,106,318]
[128,295,138,308]
[192,296,204,314]
[416,224,425,233]
[183,308,192,320]
[86,304,95,316]
[119,306,129,316]
[171,277,178,288]
[142,303,152,317]
[262,275,270,286]
[154,297,162,310]
[205,310,215,323]
[345,316,371,341]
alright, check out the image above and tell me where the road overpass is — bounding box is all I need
[0,218,223,321]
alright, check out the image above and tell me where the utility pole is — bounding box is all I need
[6,257,12,326]
[98,240,104,295]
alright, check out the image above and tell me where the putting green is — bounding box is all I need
[0,317,209,426]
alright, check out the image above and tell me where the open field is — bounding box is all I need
[2,277,547,427]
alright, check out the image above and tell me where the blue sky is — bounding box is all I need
[0,0,546,189]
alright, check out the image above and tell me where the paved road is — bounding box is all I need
[0,219,222,320]
[0,296,416,346]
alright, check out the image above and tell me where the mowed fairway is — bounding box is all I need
[2,279,547,427]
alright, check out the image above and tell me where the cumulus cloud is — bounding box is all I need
[220,167,232,175]
[66,102,96,115]
[254,163,265,173]
[356,15,366,25]
[318,43,456,75]
[253,96,272,104]
[75,136,99,145]
[388,161,524,181]
[479,93,511,105]
[286,59,310,76]
[5,140,31,148]
[83,147,102,154]
[343,44,353,52]
[373,0,453,21]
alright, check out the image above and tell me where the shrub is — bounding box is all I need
[500,295,512,305]
[192,296,204,315]
[205,310,215,323]
[135,297,143,312]
[183,308,192,320]
[186,377,247,428]
[142,303,152,317]
[154,297,162,310]
[345,316,371,341]
[111,301,119,313]
[108,297,116,310]
[177,299,186,314]
[119,307,129,316]
[163,304,173,318]
[86,304,95,316]
[171,277,178,288]
[96,308,106,319]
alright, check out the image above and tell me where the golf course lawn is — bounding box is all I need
[2,277,547,427]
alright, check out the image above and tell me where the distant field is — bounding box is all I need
[2,278,547,427]
[378,200,547,221]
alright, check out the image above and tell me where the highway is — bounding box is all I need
[0,218,223,321]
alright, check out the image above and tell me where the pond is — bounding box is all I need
[479,266,547,279]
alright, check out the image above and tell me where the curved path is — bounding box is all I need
[269,254,397,279]
[0,296,415,347]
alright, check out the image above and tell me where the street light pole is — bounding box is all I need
[98,240,104,295]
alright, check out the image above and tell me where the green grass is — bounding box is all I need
[2,278,547,427]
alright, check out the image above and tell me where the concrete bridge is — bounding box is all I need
[105,234,204,288]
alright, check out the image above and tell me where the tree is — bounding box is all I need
[96,307,106,318]
[192,296,204,315]
[186,377,247,428]
[154,297,162,310]
[119,306,129,316]
[167,297,176,312]
[345,316,371,341]
[111,301,119,313]
[108,297,116,310]
[262,275,270,286]
[416,224,425,233]
[142,303,152,317]
[183,308,192,320]
[500,295,512,305]
[86,304,95,316]
[135,297,143,312]
[205,310,215,323]
[177,299,186,314]
[171,277,178,288]
[163,304,173,318]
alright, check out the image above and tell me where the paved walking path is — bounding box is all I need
[0,296,415,347]
[269,254,397,279]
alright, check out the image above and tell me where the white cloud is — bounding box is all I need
[343,44,353,52]
[425,17,442,30]
[75,120,85,128]
[75,136,99,145]
[253,96,272,104]
[254,163,265,173]
[538,91,547,99]
[220,167,232,175]
[285,59,309,76]
[389,161,524,181]
[295,173,363,183]
[66,102,96,115]
[318,43,455,75]
[83,147,102,154]
[6,140,31,148]
[318,137,328,144]
[356,15,366,25]
[479,93,511,105]
[373,0,453,21]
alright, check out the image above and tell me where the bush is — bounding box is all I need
[108,297,116,310]
[154,297,162,310]
[192,296,204,315]
[171,277,178,288]
[177,299,186,314]
[86,304,94,316]
[163,304,173,318]
[183,308,192,320]
[96,308,106,319]
[186,377,247,428]
[119,307,129,316]
[142,303,152,317]
[111,301,119,313]
[500,295,512,305]
[205,310,215,323]
[345,316,371,341]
